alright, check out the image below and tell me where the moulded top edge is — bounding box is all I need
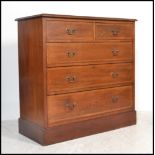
[15,13,137,22]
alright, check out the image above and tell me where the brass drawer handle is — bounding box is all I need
[64,102,76,110]
[111,30,119,36]
[112,96,119,103]
[65,75,76,83]
[112,49,119,56]
[111,72,119,78]
[67,51,76,58]
[66,28,76,35]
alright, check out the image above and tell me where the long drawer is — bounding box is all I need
[47,86,133,126]
[47,63,133,95]
[47,42,133,67]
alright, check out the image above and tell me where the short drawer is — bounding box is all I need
[47,86,133,125]
[47,42,133,67]
[46,21,94,42]
[47,63,133,95]
[95,22,133,40]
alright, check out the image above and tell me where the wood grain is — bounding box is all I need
[95,22,133,40]
[19,110,136,145]
[15,13,137,21]
[18,18,46,127]
[47,63,133,95]
[17,14,136,145]
[47,42,133,67]
[47,86,133,126]
[46,21,94,42]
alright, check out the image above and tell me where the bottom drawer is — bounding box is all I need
[47,86,133,126]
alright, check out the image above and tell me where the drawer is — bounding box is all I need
[47,63,133,94]
[95,22,133,40]
[47,42,133,67]
[47,86,133,125]
[46,21,94,42]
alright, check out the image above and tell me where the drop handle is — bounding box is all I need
[111,72,119,78]
[67,51,76,58]
[112,49,119,56]
[64,102,76,110]
[66,28,76,35]
[112,96,119,103]
[65,75,77,83]
[111,30,119,36]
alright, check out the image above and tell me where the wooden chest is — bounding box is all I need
[16,14,137,145]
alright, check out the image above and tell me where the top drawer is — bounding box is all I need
[46,21,94,42]
[95,22,133,40]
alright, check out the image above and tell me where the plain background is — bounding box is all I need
[2,1,153,120]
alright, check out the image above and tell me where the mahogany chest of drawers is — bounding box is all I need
[16,14,137,145]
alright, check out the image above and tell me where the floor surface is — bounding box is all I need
[2,111,153,154]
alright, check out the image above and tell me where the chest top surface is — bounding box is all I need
[15,13,137,21]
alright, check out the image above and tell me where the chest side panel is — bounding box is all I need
[18,18,46,127]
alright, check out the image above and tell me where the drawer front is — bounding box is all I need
[46,21,94,42]
[47,86,133,125]
[95,23,133,40]
[47,63,133,94]
[47,42,133,67]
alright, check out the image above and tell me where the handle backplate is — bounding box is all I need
[112,96,119,103]
[111,72,119,78]
[66,28,76,35]
[67,51,76,58]
[64,102,76,110]
[65,75,77,83]
[112,49,119,56]
[111,29,120,36]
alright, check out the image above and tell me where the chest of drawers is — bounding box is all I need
[16,14,136,145]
